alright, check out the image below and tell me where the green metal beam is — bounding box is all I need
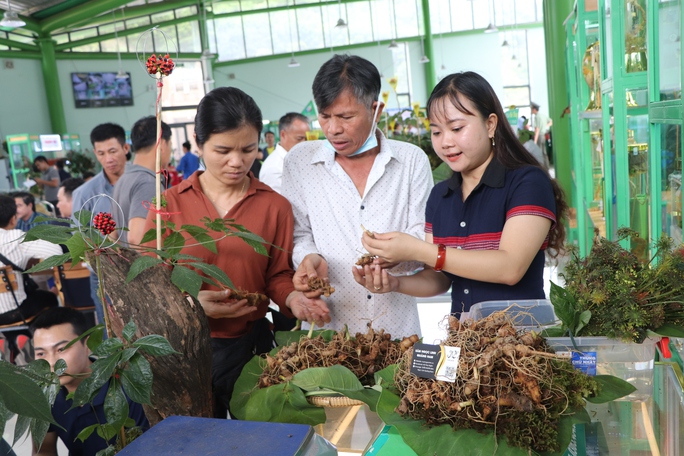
[55,15,197,52]
[420,0,436,95]
[212,0,375,19]
[542,0,574,204]
[32,0,91,20]
[54,51,203,60]
[40,0,133,34]
[35,38,67,134]
[0,37,38,51]
[0,50,40,59]
[67,0,198,31]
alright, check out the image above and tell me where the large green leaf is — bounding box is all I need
[65,235,88,264]
[125,256,163,284]
[291,365,363,393]
[0,362,56,425]
[25,253,71,273]
[104,378,129,432]
[72,354,121,407]
[274,330,336,347]
[374,365,398,392]
[92,338,124,357]
[23,224,72,244]
[230,355,266,420]
[120,353,153,405]
[163,231,186,256]
[13,415,30,446]
[342,388,381,412]
[189,262,234,290]
[652,323,684,337]
[181,225,217,254]
[140,227,165,245]
[122,321,137,343]
[376,388,530,456]
[586,375,637,404]
[550,282,578,331]
[29,415,51,450]
[74,209,93,227]
[243,383,325,425]
[170,264,202,298]
[0,399,14,437]
[575,310,592,336]
[545,409,591,456]
[132,335,179,357]
[86,326,105,353]
[76,423,98,443]
[232,232,269,256]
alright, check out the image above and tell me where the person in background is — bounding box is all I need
[71,123,130,331]
[177,141,200,180]
[518,118,547,169]
[530,102,552,165]
[56,178,85,219]
[55,158,72,183]
[282,54,433,336]
[263,131,276,157]
[0,195,61,327]
[353,72,567,319]
[13,192,39,232]
[31,307,149,456]
[82,171,95,182]
[259,113,310,194]
[113,116,172,246]
[143,87,330,418]
[32,156,61,215]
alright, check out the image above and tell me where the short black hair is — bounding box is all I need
[60,177,85,199]
[12,191,34,210]
[82,171,95,180]
[279,113,309,133]
[30,307,90,339]
[33,155,48,165]
[312,54,381,112]
[55,158,67,170]
[264,131,275,137]
[531,102,540,111]
[195,87,263,148]
[182,141,191,150]
[90,122,126,147]
[131,116,172,153]
[0,195,17,227]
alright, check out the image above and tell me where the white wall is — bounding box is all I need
[0,58,52,140]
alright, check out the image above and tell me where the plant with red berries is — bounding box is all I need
[93,212,116,236]
[145,53,174,76]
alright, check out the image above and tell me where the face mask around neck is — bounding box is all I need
[323,100,382,157]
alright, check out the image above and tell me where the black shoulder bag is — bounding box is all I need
[0,253,40,295]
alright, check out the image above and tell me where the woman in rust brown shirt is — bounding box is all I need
[144,87,329,418]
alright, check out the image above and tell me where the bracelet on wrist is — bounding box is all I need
[434,244,447,272]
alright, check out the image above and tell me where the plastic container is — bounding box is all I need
[545,336,659,400]
[464,299,558,331]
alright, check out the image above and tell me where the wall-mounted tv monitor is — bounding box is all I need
[71,72,133,108]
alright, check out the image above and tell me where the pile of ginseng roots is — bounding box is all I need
[260,327,419,387]
[395,311,599,453]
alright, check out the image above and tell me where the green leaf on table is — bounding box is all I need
[292,365,363,393]
[23,224,72,244]
[132,335,179,357]
[540,326,566,338]
[374,365,398,391]
[376,388,530,456]
[275,330,336,347]
[170,265,202,298]
[66,235,88,264]
[0,363,56,425]
[550,281,581,332]
[230,355,266,420]
[244,383,326,426]
[586,375,637,403]
[104,378,129,432]
[163,231,186,256]
[120,353,153,405]
[25,253,72,273]
[575,310,592,336]
[125,256,163,283]
[122,321,137,343]
[652,322,684,337]
[190,262,234,290]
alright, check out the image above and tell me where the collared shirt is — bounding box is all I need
[41,166,60,201]
[142,172,295,339]
[71,171,114,221]
[282,130,433,336]
[426,159,556,316]
[177,152,200,179]
[48,382,149,456]
[15,212,40,232]
[259,143,288,194]
[0,229,62,313]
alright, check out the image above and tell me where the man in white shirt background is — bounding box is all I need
[259,113,310,194]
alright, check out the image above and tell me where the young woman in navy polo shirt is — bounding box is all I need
[353,71,568,317]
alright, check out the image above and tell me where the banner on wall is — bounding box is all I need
[301,100,317,119]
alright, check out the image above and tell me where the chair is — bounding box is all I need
[52,261,97,326]
[36,200,56,218]
[0,266,33,364]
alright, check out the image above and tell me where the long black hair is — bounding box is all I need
[427,72,567,256]
[195,87,263,147]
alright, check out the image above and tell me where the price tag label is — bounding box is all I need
[409,343,461,383]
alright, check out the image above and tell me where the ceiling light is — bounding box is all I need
[203,77,215,84]
[484,23,498,33]
[0,2,25,29]
[501,39,509,47]
[335,18,347,28]
[419,55,430,64]
[288,56,300,68]
[511,54,517,60]
[388,40,399,49]
[116,70,129,79]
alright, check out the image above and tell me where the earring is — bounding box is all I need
[490,137,496,147]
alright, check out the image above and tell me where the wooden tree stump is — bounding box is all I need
[87,248,213,424]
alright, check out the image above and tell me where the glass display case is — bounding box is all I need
[5,134,36,189]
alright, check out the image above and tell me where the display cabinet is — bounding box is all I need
[5,134,38,189]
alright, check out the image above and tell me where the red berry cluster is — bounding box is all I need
[93,212,116,236]
[146,53,175,76]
